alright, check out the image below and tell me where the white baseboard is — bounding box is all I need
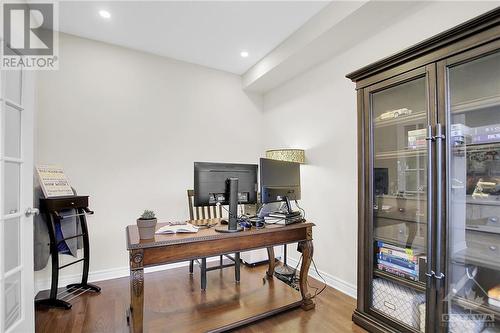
[35,255,358,301]
[287,257,357,299]
[35,257,221,294]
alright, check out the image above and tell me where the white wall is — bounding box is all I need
[262,1,499,296]
[35,1,499,297]
[35,33,263,286]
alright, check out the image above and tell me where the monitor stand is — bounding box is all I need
[284,196,294,215]
[274,195,298,276]
[215,177,243,233]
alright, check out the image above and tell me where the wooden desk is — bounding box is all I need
[125,219,315,333]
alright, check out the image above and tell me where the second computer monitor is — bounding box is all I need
[260,158,301,205]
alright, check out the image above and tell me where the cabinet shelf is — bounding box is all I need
[376,194,426,201]
[373,111,426,128]
[373,269,426,292]
[375,215,427,225]
[452,252,500,271]
[375,148,427,160]
[451,94,500,114]
[453,296,500,322]
[466,195,500,206]
[467,142,500,148]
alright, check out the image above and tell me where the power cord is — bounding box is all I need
[216,202,251,221]
[294,200,306,218]
[310,257,327,298]
[291,253,327,299]
[216,202,239,219]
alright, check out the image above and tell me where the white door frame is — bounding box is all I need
[0,64,36,332]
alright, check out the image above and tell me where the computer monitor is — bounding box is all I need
[193,162,258,233]
[259,158,301,214]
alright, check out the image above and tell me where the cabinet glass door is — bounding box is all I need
[368,69,431,332]
[443,48,500,332]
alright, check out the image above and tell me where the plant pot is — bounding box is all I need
[137,218,157,240]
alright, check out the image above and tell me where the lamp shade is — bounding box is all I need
[265,149,305,164]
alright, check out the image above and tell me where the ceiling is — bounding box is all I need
[58,1,330,75]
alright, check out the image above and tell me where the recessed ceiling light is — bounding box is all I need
[99,10,111,19]
[240,51,249,58]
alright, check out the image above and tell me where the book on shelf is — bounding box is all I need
[488,284,500,308]
[471,133,500,144]
[377,264,419,281]
[379,247,419,262]
[377,241,423,256]
[464,123,500,144]
[408,128,427,149]
[377,253,417,270]
[377,260,418,276]
[375,240,426,282]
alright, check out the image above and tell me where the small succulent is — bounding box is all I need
[140,210,156,220]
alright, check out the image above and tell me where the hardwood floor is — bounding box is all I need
[35,262,366,333]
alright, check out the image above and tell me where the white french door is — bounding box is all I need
[0,58,35,332]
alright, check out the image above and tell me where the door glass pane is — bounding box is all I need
[4,162,20,215]
[4,271,21,331]
[3,217,21,272]
[5,69,22,105]
[370,76,428,331]
[447,51,500,331]
[5,104,21,158]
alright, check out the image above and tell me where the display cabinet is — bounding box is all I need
[347,8,500,333]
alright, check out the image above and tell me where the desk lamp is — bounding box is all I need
[265,148,305,276]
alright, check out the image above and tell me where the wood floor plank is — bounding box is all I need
[36,263,365,333]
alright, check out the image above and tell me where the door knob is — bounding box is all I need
[25,207,40,217]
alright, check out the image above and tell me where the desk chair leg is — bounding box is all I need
[189,260,194,274]
[235,253,240,283]
[200,258,207,291]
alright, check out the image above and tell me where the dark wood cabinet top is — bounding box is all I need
[346,7,500,83]
[126,219,315,250]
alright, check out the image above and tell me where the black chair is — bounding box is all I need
[187,190,241,290]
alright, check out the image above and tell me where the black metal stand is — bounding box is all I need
[35,196,101,309]
[215,177,243,233]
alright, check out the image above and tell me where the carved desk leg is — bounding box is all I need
[266,247,275,277]
[129,250,144,333]
[298,239,315,311]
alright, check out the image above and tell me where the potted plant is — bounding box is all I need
[137,210,157,240]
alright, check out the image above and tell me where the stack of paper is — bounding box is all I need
[264,216,285,224]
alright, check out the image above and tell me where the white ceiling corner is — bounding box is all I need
[58,1,331,75]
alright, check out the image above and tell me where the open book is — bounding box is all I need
[155,223,199,234]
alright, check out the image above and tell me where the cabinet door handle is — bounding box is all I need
[435,123,445,286]
[426,125,434,286]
